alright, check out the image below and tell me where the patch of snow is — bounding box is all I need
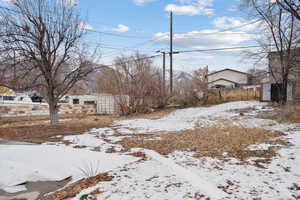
[144,149,227,199]
[248,143,276,151]
[144,137,162,141]
[63,134,123,152]
[75,158,206,200]
[166,130,300,199]
[90,128,116,137]
[234,118,278,128]
[113,101,265,134]
[0,144,138,193]
[105,135,130,143]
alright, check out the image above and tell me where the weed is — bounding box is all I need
[78,161,101,178]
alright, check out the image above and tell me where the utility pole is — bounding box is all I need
[162,51,166,95]
[170,11,173,93]
[156,50,166,100]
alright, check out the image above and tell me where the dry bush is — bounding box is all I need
[119,126,286,160]
[171,67,208,106]
[280,104,300,123]
[95,53,164,114]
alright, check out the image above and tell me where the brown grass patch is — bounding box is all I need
[0,108,174,143]
[119,126,286,160]
[40,173,113,200]
[0,115,115,143]
[128,151,147,160]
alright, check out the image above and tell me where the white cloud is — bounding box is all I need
[79,23,93,30]
[114,24,130,32]
[133,0,156,5]
[154,29,254,49]
[179,54,214,60]
[189,55,214,60]
[1,0,14,4]
[65,0,79,7]
[165,0,214,16]
[213,17,260,32]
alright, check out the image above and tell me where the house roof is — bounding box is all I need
[207,68,249,77]
[208,78,239,84]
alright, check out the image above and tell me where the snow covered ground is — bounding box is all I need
[1,101,300,199]
[0,144,138,193]
[114,101,264,134]
[73,101,300,200]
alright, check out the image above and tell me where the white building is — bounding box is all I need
[61,94,97,105]
[0,87,33,104]
[207,69,250,88]
[60,93,129,114]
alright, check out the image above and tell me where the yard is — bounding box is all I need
[1,101,300,200]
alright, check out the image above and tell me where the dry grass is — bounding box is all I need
[40,173,113,200]
[0,113,91,127]
[203,89,260,106]
[0,108,174,143]
[0,115,115,143]
[119,126,286,161]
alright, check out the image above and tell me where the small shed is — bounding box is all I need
[261,83,293,102]
[96,94,129,115]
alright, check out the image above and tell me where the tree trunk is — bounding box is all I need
[281,77,288,103]
[49,101,59,125]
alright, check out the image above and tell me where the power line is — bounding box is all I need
[85,29,151,39]
[97,37,164,59]
[98,54,162,68]
[176,45,265,53]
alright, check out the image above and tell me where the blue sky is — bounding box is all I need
[2,0,264,72]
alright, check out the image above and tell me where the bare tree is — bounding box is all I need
[94,67,120,95]
[247,67,269,84]
[94,53,162,114]
[172,67,208,105]
[192,67,208,98]
[0,0,97,124]
[113,53,160,113]
[243,0,300,102]
[276,0,300,21]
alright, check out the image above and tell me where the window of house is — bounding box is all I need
[84,101,95,105]
[3,96,15,101]
[73,99,80,104]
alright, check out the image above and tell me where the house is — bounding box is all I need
[207,68,250,88]
[0,87,33,104]
[261,50,300,102]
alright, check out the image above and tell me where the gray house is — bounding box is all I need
[207,68,250,88]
